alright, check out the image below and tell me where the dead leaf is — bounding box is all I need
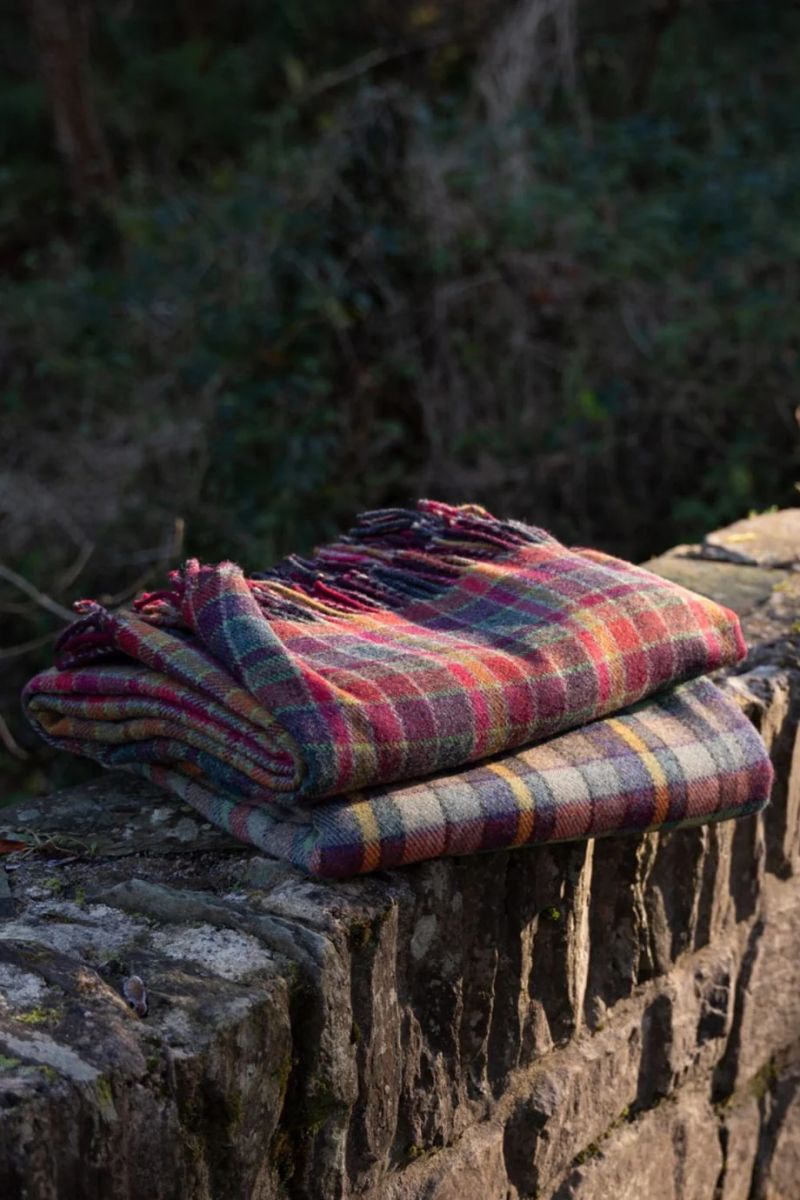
[0,838,30,855]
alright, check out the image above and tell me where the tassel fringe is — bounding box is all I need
[56,501,552,663]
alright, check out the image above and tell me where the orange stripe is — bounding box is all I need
[487,759,536,846]
[353,798,382,872]
[606,718,671,824]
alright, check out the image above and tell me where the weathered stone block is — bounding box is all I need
[703,509,800,569]
[718,1096,760,1200]
[550,1089,724,1200]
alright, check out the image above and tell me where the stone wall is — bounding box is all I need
[2,510,800,1200]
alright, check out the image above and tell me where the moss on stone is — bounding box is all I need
[748,1058,778,1103]
[573,1139,602,1167]
[571,1105,632,1169]
[94,1075,118,1119]
[17,1007,57,1026]
[405,1142,437,1165]
[303,1083,342,1133]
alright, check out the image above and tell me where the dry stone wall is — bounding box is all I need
[2,509,800,1199]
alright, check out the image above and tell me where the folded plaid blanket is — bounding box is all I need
[166,677,774,876]
[25,501,747,817]
[33,676,775,878]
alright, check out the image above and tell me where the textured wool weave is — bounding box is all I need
[100,677,770,877]
[24,501,747,821]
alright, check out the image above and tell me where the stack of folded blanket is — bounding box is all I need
[23,501,773,878]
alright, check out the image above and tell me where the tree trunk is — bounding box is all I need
[25,0,115,206]
[628,0,683,113]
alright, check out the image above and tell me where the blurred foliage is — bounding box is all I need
[1,0,799,798]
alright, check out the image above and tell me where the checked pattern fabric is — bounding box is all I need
[23,501,769,876]
[130,677,773,877]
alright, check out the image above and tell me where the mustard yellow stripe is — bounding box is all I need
[606,718,670,824]
[487,759,536,846]
[578,606,626,697]
[353,798,383,872]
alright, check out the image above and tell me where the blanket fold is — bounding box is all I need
[25,501,747,812]
[121,676,771,877]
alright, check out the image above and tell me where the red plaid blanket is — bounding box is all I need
[25,502,745,816]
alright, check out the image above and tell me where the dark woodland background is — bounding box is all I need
[2,0,800,800]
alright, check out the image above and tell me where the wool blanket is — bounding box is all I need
[24,501,770,876]
[27,672,772,878]
[106,676,772,877]
[25,501,747,817]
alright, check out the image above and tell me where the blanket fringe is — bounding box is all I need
[56,501,552,662]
